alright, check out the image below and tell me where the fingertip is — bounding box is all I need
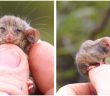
[28,40,54,94]
[89,64,110,95]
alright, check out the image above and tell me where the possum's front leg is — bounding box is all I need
[77,62,100,77]
[77,63,90,76]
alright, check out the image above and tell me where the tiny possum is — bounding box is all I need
[76,37,110,77]
[0,15,40,94]
[0,15,40,53]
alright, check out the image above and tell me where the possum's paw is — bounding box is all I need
[77,63,90,77]
[27,79,34,94]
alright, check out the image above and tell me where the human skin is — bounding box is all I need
[57,83,95,95]
[0,44,29,95]
[57,64,110,95]
[29,40,54,95]
[89,64,110,95]
[0,40,54,95]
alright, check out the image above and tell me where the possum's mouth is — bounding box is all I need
[0,49,20,68]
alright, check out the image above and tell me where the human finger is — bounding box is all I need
[89,64,110,95]
[29,40,54,94]
[57,83,96,95]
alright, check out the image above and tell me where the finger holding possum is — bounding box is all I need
[89,64,110,95]
[29,40,54,94]
[0,44,29,95]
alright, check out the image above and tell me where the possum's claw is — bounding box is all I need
[27,79,34,94]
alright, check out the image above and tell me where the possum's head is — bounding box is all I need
[98,37,110,53]
[0,15,40,47]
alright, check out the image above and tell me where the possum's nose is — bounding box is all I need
[5,34,14,43]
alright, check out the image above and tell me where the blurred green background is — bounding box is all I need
[0,1,54,44]
[57,1,110,90]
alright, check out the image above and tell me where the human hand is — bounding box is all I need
[29,40,54,95]
[0,44,29,95]
[57,64,110,95]
[0,39,54,95]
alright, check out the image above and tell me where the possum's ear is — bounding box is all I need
[100,37,110,48]
[25,27,40,44]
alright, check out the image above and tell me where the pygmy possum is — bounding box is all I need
[76,37,110,77]
[0,15,40,53]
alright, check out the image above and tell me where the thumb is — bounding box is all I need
[89,64,110,95]
[0,44,29,94]
[0,44,20,68]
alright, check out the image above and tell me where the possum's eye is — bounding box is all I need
[15,29,22,33]
[0,27,6,33]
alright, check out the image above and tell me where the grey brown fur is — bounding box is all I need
[0,15,40,53]
[76,37,110,76]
